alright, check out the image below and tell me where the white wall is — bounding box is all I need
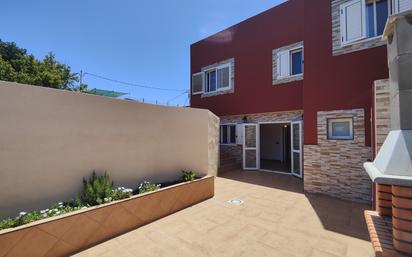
[260,124,284,161]
[0,81,219,219]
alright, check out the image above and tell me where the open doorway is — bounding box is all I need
[259,123,291,173]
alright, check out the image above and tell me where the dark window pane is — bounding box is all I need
[291,50,302,75]
[222,125,228,144]
[376,0,389,36]
[366,0,375,38]
[209,71,216,92]
[332,122,351,137]
[230,125,236,143]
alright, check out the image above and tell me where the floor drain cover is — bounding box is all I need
[228,199,244,205]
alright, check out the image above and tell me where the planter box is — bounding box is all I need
[0,176,214,257]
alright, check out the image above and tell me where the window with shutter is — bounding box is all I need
[399,0,412,12]
[217,65,230,90]
[340,0,366,44]
[192,72,203,95]
[277,50,290,79]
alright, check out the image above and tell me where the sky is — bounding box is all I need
[1,0,285,106]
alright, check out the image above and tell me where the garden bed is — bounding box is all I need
[0,176,214,257]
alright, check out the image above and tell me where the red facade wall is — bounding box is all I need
[190,0,389,145]
[302,0,388,145]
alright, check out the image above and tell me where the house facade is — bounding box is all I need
[190,0,411,203]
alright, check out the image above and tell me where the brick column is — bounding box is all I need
[392,185,412,255]
[376,184,392,216]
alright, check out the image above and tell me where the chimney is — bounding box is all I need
[364,10,412,183]
[364,9,412,255]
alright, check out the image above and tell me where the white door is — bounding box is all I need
[291,121,303,178]
[243,123,259,170]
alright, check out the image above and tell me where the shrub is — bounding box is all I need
[137,181,161,194]
[111,187,133,201]
[80,171,113,206]
[0,202,83,230]
[181,170,196,182]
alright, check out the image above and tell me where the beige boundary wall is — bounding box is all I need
[0,81,219,219]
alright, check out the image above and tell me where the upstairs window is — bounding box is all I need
[366,0,389,38]
[340,0,392,45]
[391,0,412,14]
[192,72,204,95]
[290,48,303,75]
[191,63,231,95]
[220,124,236,144]
[205,69,217,92]
[277,47,303,79]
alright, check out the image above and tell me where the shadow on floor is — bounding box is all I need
[305,193,372,241]
[218,169,303,194]
[219,169,372,241]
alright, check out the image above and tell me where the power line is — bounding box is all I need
[83,71,186,92]
[166,90,189,104]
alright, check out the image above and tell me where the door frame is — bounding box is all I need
[257,121,293,175]
[242,123,260,170]
[291,121,303,178]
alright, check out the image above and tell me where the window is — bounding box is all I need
[290,49,303,75]
[340,0,391,45]
[277,47,304,79]
[366,0,389,38]
[205,69,217,92]
[192,72,204,95]
[327,118,354,140]
[192,63,231,95]
[220,124,236,144]
[391,0,412,14]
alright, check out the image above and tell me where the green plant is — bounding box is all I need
[80,171,114,206]
[181,170,196,182]
[137,181,161,194]
[0,202,84,230]
[111,187,133,201]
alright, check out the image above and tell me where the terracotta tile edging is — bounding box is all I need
[0,176,215,257]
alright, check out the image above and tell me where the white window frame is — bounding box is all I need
[216,63,232,91]
[289,47,304,77]
[327,118,354,140]
[220,124,236,145]
[340,0,397,46]
[203,63,232,94]
[277,46,304,80]
[191,72,204,95]
[340,0,367,45]
[391,0,412,14]
[367,0,393,38]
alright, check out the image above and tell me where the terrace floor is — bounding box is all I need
[73,170,373,257]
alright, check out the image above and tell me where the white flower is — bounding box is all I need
[40,210,47,214]
[81,206,87,209]
[18,211,27,217]
[58,202,63,205]
[55,211,61,215]
[42,213,48,217]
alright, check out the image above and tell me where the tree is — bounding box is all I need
[0,39,88,92]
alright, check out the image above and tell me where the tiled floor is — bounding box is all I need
[73,170,373,257]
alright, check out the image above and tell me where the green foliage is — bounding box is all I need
[0,39,88,92]
[181,170,196,182]
[0,202,83,230]
[137,181,161,194]
[111,187,133,201]
[80,171,114,206]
